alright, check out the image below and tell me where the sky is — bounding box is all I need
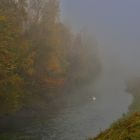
[60,0,140,78]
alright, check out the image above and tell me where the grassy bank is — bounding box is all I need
[90,113,140,140]
[90,78,140,140]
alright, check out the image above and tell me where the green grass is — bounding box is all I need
[90,113,140,140]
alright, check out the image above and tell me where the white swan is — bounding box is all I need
[92,97,96,101]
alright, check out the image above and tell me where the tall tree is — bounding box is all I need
[0,0,33,114]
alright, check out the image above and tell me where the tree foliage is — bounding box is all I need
[0,0,101,115]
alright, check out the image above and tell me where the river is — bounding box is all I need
[14,67,132,140]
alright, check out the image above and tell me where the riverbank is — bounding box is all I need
[90,113,140,140]
[126,78,140,113]
[90,78,140,140]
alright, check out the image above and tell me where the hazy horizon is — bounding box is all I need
[60,0,140,78]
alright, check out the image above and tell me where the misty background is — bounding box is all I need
[0,0,140,139]
[60,0,140,78]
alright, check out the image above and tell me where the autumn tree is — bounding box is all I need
[0,0,101,115]
[0,0,34,114]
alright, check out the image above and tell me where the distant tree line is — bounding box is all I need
[0,0,101,115]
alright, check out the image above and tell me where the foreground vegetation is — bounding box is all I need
[90,113,140,140]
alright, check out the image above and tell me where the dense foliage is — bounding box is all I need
[0,0,100,115]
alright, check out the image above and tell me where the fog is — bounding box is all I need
[60,0,140,79]
[1,1,139,139]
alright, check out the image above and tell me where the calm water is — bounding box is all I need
[17,69,132,140]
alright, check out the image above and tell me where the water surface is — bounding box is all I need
[21,69,132,140]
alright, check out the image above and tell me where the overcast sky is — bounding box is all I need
[60,0,140,77]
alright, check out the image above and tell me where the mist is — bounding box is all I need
[60,0,140,79]
[1,0,140,139]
